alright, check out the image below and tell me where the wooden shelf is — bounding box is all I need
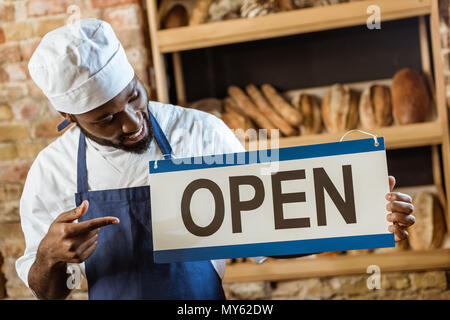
[246,121,444,151]
[147,0,450,281]
[157,0,431,53]
[223,248,450,283]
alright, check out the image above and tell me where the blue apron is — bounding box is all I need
[73,113,226,300]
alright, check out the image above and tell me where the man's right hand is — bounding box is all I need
[36,200,119,268]
[28,200,119,299]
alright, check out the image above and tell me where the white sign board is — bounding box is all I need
[149,138,394,263]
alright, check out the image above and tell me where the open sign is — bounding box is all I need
[149,138,394,263]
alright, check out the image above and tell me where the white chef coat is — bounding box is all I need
[16,101,265,289]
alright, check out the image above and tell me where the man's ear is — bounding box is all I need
[59,112,75,123]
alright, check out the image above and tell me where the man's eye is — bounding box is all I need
[98,116,114,127]
[129,91,139,102]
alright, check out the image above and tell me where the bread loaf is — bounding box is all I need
[241,0,280,18]
[345,249,373,256]
[313,0,341,6]
[359,85,392,130]
[246,84,297,136]
[162,4,189,28]
[278,0,296,10]
[261,84,303,127]
[223,97,255,131]
[189,98,223,118]
[221,112,248,134]
[222,97,257,141]
[292,0,315,7]
[228,86,278,137]
[292,93,323,135]
[315,251,344,258]
[408,191,445,250]
[189,0,212,25]
[209,0,243,22]
[392,68,430,125]
[159,0,195,28]
[322,84,358,133]
[224,96,243,115]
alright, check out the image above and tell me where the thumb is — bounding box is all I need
[75,200,89,219]
[57,200,89,223]
[388,176,396,192]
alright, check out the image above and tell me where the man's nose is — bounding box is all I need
[121,107,141,134]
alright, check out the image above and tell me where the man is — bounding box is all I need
[16,19,415,300]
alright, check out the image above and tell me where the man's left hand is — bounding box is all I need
[386,176,415,241]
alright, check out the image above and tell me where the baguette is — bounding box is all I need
[222,97,257,141]
[246,84,297,137]
[322,84,358,133]
[261,84,303,126]
[392,68,430,124]
[228,86,277,137]
[221,112,244,130]
[223,97,256,132]
[292,93,323,135]
[221,112,255,142]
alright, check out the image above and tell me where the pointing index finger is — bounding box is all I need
[69,216,120,236]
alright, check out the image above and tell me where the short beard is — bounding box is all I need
[77,111,154,154]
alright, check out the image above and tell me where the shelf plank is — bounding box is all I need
[222,248,450,283]
[157,0,431,53]
[246,121,443,151]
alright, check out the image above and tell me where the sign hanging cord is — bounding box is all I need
[339,129,379,147]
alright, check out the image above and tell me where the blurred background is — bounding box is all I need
[0,0,449,300]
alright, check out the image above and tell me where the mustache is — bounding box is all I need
[119,111,149,142]
[76,110,154,154]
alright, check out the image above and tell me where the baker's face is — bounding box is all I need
[66,76,153,154]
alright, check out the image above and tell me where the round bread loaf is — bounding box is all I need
[189,98,223,118]
[359,84,392,130]
[162,4,189,28]
[292,93,322,135]
[321,84,359,133]
[392,68,430,124]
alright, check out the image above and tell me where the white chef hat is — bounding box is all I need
[28,18,134,115]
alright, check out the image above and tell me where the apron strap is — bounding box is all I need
[150,112,172,160]
[77,132,89,194]
[76,112,173,193]
[57,119,71,132]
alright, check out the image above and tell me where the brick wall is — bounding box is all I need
[0,0,153,299]
[224,270,450,300]
[0,1,449,300]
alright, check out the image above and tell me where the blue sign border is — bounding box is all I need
[154,233,395,263]
[149,137,385,174]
